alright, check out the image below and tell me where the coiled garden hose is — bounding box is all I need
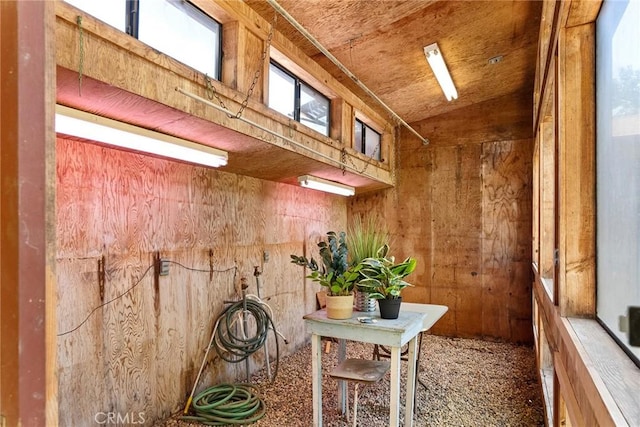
[212,299,280,376]
[181,383,266,425]
[183,297,282,418]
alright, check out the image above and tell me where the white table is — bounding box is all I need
[303,308,428,427]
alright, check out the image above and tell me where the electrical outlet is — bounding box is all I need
[263,250,270,263]
[629,306,640,347]
[159,259,170,276]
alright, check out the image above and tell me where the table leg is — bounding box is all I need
[404,337,418,427]
[311,333,323,427]
[337,339,347,414]
[389,345,401,427]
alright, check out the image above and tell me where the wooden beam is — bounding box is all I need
[554,351,585,427]
[55,2,394,187]
[533,0,561,132]
[330,99,352,146]
[0,0,57,425]
[566,0,603,28]
[557,23,596,317]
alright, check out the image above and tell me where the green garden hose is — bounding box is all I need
[183,298,281,422]
[212,299,279,376]
[181,383,266,425]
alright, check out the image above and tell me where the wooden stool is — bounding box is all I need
[329,358,390,427]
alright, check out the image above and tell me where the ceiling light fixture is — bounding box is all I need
[297,175,355,197]
[423,43,458,101]
[55,105,228,168]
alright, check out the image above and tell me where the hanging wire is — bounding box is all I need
[76,15,84,96]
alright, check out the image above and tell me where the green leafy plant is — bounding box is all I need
[291,231,361,296]
[357,245,417,299]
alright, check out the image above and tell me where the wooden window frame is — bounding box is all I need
[268,60,331,137]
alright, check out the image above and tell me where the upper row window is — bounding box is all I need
[268,61,330,136]
[64,0,222,79]
[354,118,381,160]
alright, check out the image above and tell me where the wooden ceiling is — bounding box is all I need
[55,0,542,194]
[245,0,542,125]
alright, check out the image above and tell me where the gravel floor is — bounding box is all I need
[156,335,545,426]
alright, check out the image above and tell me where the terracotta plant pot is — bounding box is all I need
[325,294,354,319]
[378,297,402,319]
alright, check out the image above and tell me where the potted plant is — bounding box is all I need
[347,216,390,312]
[357,245,417,319]
[291,231,361,319]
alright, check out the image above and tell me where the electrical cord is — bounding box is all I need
[57,261,238,337]
[180,383,266,425]
[57,265,154,337]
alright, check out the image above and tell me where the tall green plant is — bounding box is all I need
[347,216,390,266]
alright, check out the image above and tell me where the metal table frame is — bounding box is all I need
[303,309,427,427]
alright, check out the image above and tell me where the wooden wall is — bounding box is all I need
[350,91,534,343]
[530,2,640,426]
[56,137,345,425]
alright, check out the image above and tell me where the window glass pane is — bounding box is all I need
[138,0,221,78]
[64,0,126,32]
[268,64,296,120]
[268,62,330,136]
[300,83,330,136]
[596,0,640,361]
[354,119,381,160]
[354,120,364,152]
[364,126,381,160]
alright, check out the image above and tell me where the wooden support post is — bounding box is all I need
[0,1,57,425]
[557,23,596,317]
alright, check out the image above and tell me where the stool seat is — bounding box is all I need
[330,359,390,427]
[330,358,390,383]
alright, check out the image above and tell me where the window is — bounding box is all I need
[596,0,640,362]
[64,0,126,32]
[137,1,221,78]
[268,61,330,136]
[63,0,222,79]
[354,119,381,161]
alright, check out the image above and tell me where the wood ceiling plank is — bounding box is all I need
[245,0,542,123]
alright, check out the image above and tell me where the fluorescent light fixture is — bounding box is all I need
[55,105,228,167]
[423,43,458,101]
[298,175,355,197]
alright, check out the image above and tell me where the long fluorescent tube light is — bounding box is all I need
[55,105,228,167]
[423,43,458,101]
[298,175,355,197]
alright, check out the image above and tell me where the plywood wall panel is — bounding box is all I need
[481,140,533,341]
[430,144,483,298]
[57,259,107,423]
[350,99,533,342]
[56,137,346,425]
[57,141,105,258]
